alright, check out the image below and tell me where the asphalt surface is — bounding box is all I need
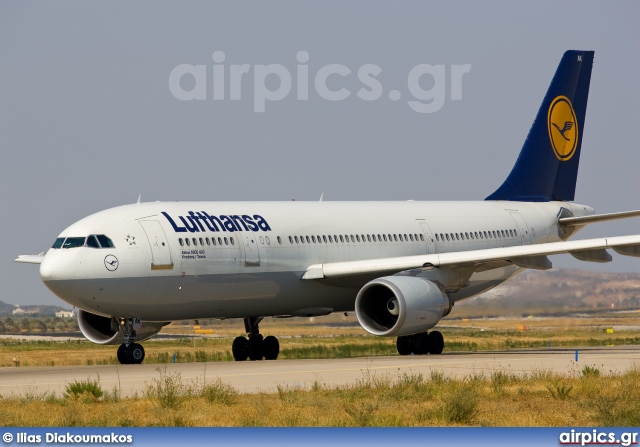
[0,347,638,397]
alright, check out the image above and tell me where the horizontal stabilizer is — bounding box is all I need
[559,209,640,227]
[15,253,45,264]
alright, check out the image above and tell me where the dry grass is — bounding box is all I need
[1,365,639,426]
[2,313,639,367]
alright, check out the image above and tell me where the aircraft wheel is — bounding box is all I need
[412,333,430,355]
[126,343,145,364]
[396,335,412,355]
[117,344,128,364]
[428,331,444,355]
[248,334,264,361]
[263,336,280,360]
[232,336,248,361]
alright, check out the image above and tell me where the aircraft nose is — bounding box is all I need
[39,253,57,282]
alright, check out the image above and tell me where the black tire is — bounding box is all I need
[412,333,430,355]
[117,344,128,364]
[263,335,280,360]
[126,343,145,364]
[232,336,248,361]
[248,334,264,361]
[428,331,444,355]
[396,335,412,355]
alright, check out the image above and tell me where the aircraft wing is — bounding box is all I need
[302,235,640,280]
[15,253,45,264]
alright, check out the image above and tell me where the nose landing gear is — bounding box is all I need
[232,317,280,361]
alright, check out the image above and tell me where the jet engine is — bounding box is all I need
[355,276,452,337]
[77,310,167,345]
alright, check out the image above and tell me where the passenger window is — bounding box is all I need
[435,234,439,241]
[328,235,333,243]
[306,236,311,243]
[224,237,229,245]
[323,235,327,243]
[218,237,222,245]
[230,237,235,245]
[206,238,210,246]
[350,235,355,242]
[266,236,271,244]
[179,238,184,246]
[367,235,371,242]
[86,235,100,248]
[393,234,398,242]
[445,234,450,241]
[356,235,361,242]
[193,238,198,246]
[312,236,316,243]
[372,235,377,242]
[199,238,204,246]
[51,237,65,249]
[419,234,424,241]
[96,235,115,248]
[382,234,387,242]
[339,235,344,242]
[186,238,191,246]
[294,236,299,244]
[212,238,217,246]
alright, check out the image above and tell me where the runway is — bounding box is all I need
[0,347,638,397]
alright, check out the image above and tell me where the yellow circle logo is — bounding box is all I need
[547,96,578,161]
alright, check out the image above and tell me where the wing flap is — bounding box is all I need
[303,235,640,279]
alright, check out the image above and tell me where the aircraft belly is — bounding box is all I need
[49,272,357,321]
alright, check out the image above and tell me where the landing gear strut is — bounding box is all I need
[396,330,444,356]
[116,318,145,365]
[232,317,280,361]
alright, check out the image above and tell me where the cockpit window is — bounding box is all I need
[51,238,65,249]
[86,235,100,248]
[96,235,115,248]
[63,237,86,249]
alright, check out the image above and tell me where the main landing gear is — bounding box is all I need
[116,318,146,365]
[232,317,280,361]
[396,331,444,355]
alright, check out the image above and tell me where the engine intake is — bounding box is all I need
[355,276,452,337]
[77,310,167,345]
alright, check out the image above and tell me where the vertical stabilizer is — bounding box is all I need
[486,50,594,202]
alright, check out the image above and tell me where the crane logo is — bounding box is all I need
[104,255,119,272]
[548,95,578,161]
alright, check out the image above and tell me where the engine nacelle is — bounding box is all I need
[355,276,452,337]
[77,310,167,345]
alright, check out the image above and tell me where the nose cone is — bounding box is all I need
[39,253,57,282]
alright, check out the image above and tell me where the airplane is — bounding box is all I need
[16,50,640,365]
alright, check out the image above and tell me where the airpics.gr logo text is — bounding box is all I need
[162,211,271,233]
[168,51,471,113]
[547,95,578,162]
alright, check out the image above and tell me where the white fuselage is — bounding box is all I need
[39,200,593,321]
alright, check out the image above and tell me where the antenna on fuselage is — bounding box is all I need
[136,194,142,205]
[319,193,324,202]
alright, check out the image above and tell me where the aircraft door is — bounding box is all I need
[240,232,261,267]
[419,222,436,254]
[510,213,532,245]
[139,220,174,270]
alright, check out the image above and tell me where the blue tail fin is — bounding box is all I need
[485,50,594,202]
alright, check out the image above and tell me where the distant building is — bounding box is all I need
[55,311,75,318]
[12,307,39,315]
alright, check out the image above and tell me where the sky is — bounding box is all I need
[1,1,639,306]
